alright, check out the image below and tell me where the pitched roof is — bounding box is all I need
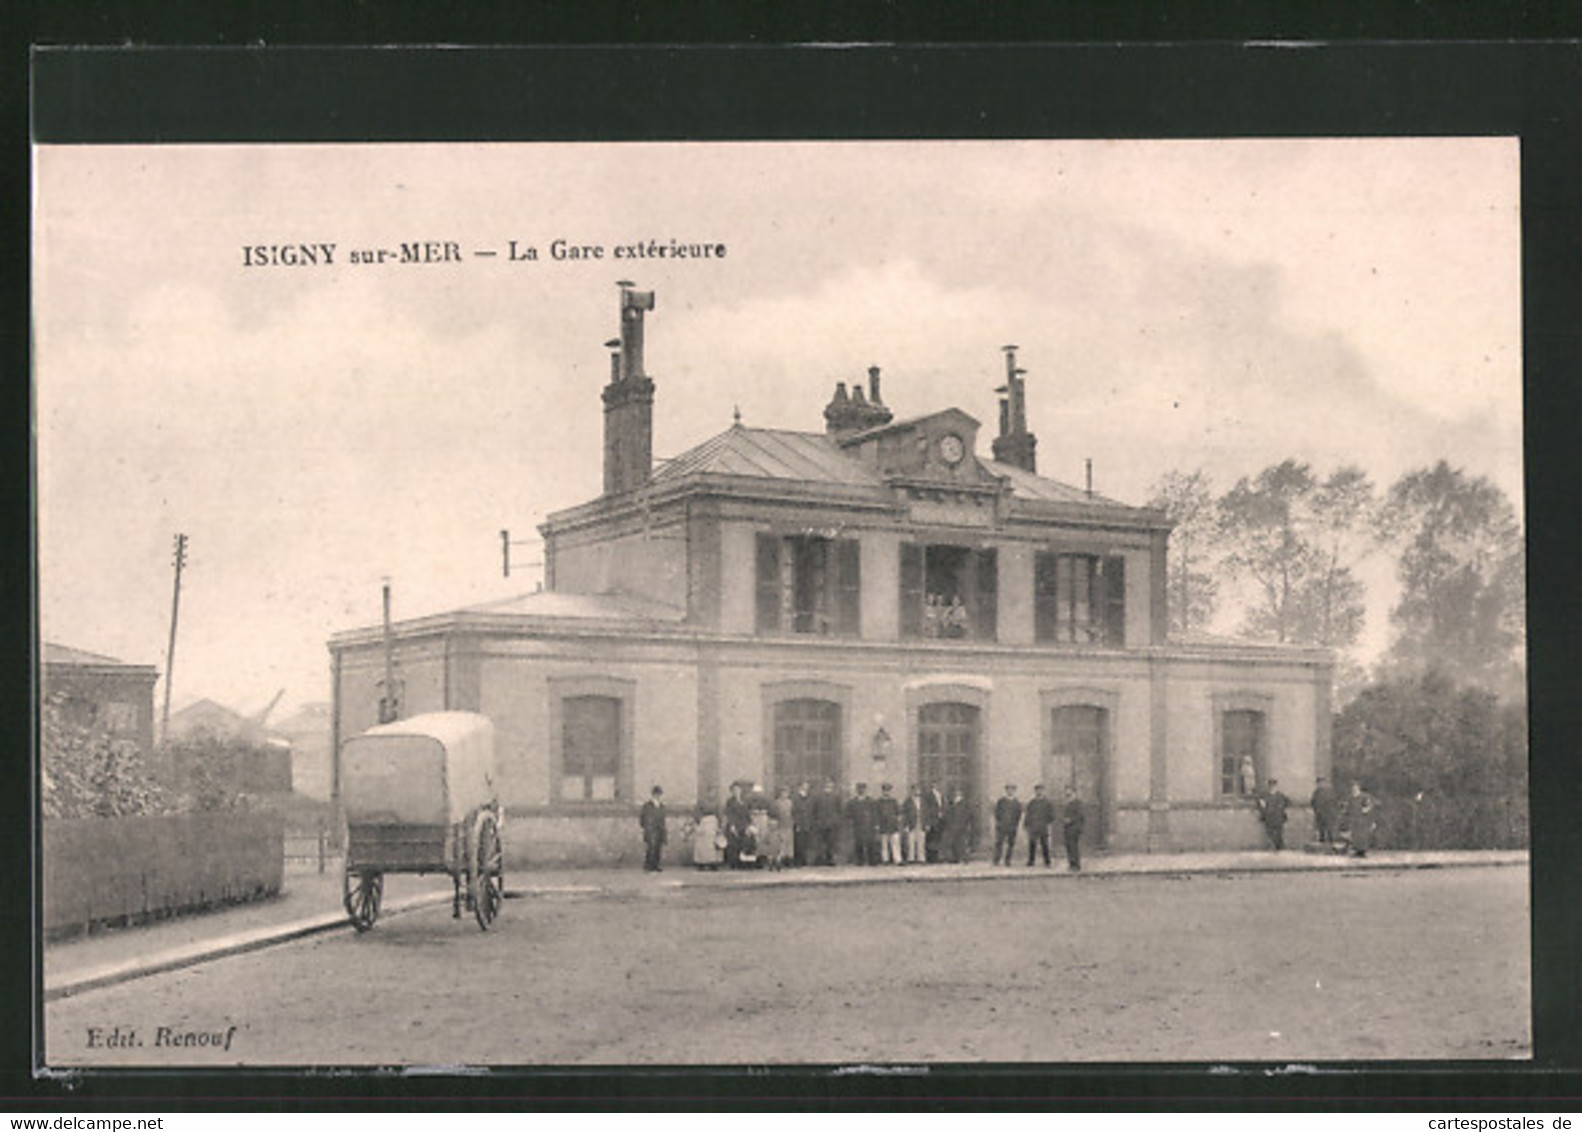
[43,642,153,669]
[461,589,687,623]
[982,458,1128,508]
[653,426,886,489]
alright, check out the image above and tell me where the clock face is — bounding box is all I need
[939,433,966,465]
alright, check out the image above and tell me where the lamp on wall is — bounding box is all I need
[871,726,893,764]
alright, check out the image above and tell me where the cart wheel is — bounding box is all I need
[472,812,504,931]
[343,868,383,932]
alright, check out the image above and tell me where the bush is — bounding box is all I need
[41,693,166,819]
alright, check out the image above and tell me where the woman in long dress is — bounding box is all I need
[1345,781,1377,857]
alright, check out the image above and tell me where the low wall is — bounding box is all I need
[43,812,284,937]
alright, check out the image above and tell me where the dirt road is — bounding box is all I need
[45,866,1529,1065]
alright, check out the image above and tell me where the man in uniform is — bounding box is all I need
[848,782,878,866]
[992,783,1023,867]
[1258,777,1290,851]
[639,784,667,872]
[812,778,843,866]
[1310,775,1339,846]
[791,779,814,867]
[1062,784,1086,871]
[1022,783,1055,867]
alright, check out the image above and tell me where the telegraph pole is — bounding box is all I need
[160,533,187,742]
[378,577,399,723]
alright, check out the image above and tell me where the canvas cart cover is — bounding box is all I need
[341,712,497,826]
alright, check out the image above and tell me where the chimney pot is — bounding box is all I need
[868,365,883,404]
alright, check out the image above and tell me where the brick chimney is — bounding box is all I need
[991,345,1037,472]
[824,365,894,436]
[603,283,657,496]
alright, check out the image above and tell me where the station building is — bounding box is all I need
[329,287,1333,864]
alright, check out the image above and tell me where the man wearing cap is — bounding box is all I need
[1310,776,1339,846]
[1023,783,1055,867]
[992,783,1023,867]
[902,784,928,863]
[848,782,878,866]
[812,778,843,866]
[876,783,902,865]
[1257,777,1290,851]
[791,779,814,867]
[639,785,667,872]
[1061,785,1086,870]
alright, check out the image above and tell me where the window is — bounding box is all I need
[1035,553,1125,645]
[900,543,997,640]
[756,534,861,636]
[772,698,842,791]
[917,702,980,803]
[562,694,622,801]
[1219,709,1265,797]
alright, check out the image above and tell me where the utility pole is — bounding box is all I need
[378,577,400,724]
[160,533,187,742]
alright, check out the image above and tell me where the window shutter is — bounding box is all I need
[1034,552,1056,642]
[975,548,998,641]
[835,538,862,637]
[755,534,782,633]
[1103,555,1126,646]
[900,543,924,638]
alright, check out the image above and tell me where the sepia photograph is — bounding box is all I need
[33,135,1528,1068]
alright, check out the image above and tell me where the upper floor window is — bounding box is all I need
[901,543,997,641]
[756,534,861,637]
[1035,552,1125,646]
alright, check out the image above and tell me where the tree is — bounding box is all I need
[1146,469,1220,637]
[41,692,166,819]
[1216,460,1370,648]
[1377,461,1525,696]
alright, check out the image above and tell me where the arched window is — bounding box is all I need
[917,702,980,804]
[772,698,842,791]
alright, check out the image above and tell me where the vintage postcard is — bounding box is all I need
[34,134,1528,1068]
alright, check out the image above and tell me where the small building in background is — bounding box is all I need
[41,642,159,752]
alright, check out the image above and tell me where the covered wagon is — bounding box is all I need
[339,711,504,931]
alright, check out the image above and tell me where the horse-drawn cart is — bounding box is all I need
[339,711,504,932]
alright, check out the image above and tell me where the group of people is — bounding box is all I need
[643,778,1089,871]
[1253,776,1378,856]
[921,593,970,639]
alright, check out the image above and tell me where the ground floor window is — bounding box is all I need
[562,694,622,801]
[1219,708,1265,797]
[917,701,980,803]
[1050,703,1109,845]
[772,698,842,790]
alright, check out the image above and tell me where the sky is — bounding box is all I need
[33,139,1523,717]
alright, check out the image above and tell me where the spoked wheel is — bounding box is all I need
[471,812,504,931]
[343,867,384,932]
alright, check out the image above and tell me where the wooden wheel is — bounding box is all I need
[472,811,503,931]
[343,866,383,932]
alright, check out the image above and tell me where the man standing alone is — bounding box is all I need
[639,785,667,872]
[1023,783,1055,867]
[992,784,1023,867]
[1061,785,1085,871]
[1310,776,1338,846]
[1258,778,1290,851]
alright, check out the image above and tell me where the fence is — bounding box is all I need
[42,811,284,938]
[1365,792,1529,851]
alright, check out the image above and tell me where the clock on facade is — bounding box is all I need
[938,433,966,465]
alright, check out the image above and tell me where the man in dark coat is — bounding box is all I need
[812,778,843,866]
[722,781,752,869]
[1022,783,1055,867]
[791,780,814,867]
[923,783,946,863]
[1310,776,1339,845]
[1257,778,1290,851]
[942,788,973,863]
[639,785,667,872]
[848,782,878,866]
[1061,785,1086,871]
[992,784,1023,866]
[902,784,928,863]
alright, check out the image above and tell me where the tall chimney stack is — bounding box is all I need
[602,283,658,496]
[991,344,1038,473]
